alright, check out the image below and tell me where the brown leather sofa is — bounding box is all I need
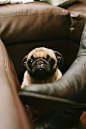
[0,0,86,128]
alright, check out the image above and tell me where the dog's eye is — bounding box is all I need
[46,55,49,60]
[31,55,34,60]
[48,58,55,66]
[27,60,33,66]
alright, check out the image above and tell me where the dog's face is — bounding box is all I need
[23,47,63,80]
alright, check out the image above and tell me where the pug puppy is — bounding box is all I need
[21,47,64,121]
[21,47,63,89]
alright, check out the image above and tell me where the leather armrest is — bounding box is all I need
[0,39,34,129]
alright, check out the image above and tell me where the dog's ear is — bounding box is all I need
[22,55,28,70]
[54,51,64,66]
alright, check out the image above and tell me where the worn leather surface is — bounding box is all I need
[0,39,34,129]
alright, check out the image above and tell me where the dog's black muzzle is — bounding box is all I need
[29,60,54,80]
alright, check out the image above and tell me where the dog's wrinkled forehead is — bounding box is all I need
[27,47,56,59]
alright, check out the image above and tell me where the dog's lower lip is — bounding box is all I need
[36,68,45,73]
[38,68,43,71]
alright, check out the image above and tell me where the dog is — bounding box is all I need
[21,47,64,121]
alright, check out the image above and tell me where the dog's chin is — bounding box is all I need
[36,68,50,80]
[30,68,53,80]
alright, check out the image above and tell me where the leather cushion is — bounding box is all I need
[0,1,70,44]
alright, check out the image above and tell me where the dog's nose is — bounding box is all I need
[36,60,44,65]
